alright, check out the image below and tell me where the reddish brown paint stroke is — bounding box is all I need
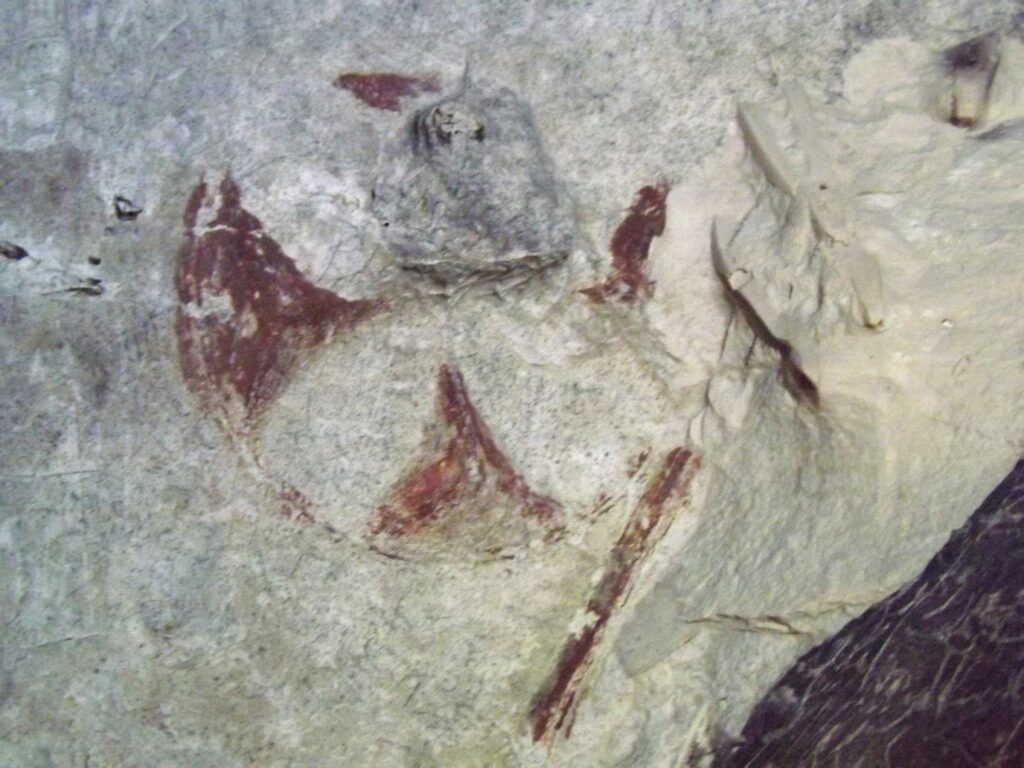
[369,365,563,538]
[333,72,441,112]
[276,484,343,542]
[581,182,669,303]
[175,175,382,429]
[530,448,699,743]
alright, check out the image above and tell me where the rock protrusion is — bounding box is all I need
[372,79,576,288]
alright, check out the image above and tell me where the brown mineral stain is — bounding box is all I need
[530,448,699,743]
[581,182,669,303]
[369,365,562,539]
[175,175,383,430]
[588,492,614,519]
[333,72,441,112]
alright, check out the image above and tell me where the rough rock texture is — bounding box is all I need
[718,460,1024,768]
[372,78,577,287]
[4,2,1024,768]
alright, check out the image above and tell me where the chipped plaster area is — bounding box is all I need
[3,3,1024,768]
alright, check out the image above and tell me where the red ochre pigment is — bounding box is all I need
[531,448,699,742]
[175,175,382,429]
[370,365,563,538]
[581,182,669,303]
[333,72,440,112]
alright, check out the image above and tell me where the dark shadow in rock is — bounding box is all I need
[716,459,1024,768]
[113,195,143,221]
[0,241,28,260]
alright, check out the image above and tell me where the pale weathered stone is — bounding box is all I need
[3,3,1024,768]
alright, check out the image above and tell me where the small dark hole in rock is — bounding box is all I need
[88,256,101,265]
[113,195,143,221]
[0,241,28,260]
[945,35,994,70]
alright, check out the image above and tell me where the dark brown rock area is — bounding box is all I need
[717,459,1024,768]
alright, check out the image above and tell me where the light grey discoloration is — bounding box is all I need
[372,79,576,288]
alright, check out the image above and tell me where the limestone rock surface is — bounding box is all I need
[3,3,1024,768]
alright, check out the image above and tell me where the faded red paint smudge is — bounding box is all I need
[626,448,651,479]
[530,448,699,743]
[175,175,383,430]
[711,237,820,409]
[369,365,563,539]
[279,486,316,525]
[581,183,669,303]
[276,484,343,541]
[333,72,441,112]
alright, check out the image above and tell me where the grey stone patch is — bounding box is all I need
[372,77,578,288]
